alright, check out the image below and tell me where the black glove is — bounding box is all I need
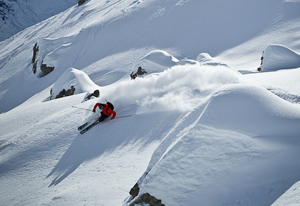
[110,116,115,120]
[92,109,96,113]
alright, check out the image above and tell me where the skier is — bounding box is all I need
[92,102,116,122]
[82,90,100,102]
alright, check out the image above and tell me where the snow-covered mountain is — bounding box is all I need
[0,0,77,42]
[1,0,300,205]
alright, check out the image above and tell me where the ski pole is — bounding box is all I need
[72,106,93,112]
[115,115,132,119]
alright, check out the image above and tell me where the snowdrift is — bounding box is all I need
[129,84,300,206]
[135,50,222,77]
[259,44,300,72]
[48,68,100,100]
[199,84,300,136]
[136,50,179,74]
[197,52,230,67]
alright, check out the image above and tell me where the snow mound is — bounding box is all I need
[136,50,179,74]
[134,124,268,206]
[129,84,300,206]
[49,68,99,99]
[196,53,214,62]
[259,44,300,72]
[200,84,300,136]
[135,50,231,78]
[197,52,230,67]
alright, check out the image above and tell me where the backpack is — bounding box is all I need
[107,102,114,110]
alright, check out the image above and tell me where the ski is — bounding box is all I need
[72,106,93,112]
[115,115,132,119]
[78,115,132,134]
[78,122,89,131]
[80,120,100,134]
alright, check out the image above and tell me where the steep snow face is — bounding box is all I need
[259,44,300,72]
[0,0,77,41]
[0,0,295,113]
[272,180,300,206]
[0,57,242,206]
[132,84,300,206]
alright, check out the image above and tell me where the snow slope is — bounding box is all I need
[0,0,77,42]
[1,0,300,205]
[132,83,300,205]
[272,180,300,206]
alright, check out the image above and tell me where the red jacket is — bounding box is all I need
[93,103,116,118]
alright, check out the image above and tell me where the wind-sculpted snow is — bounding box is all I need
[0,0,77,41]
[131,84,300,206]
[141,50,179,66]
[135,50,179,74]
[199,84,300,136]
[49,68,99,100]
[259,44,300,72]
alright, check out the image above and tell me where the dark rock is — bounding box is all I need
[65,86,75,96]
[130,71,137,80]
[136,66,147,75]
[133,193,165,206]
[129,183,140,198]
[258,51,264,72]
[31,42,39,64]
[78,0,87,6]
[40,63,54,76]
[130,66,147,80]
[31,43,39,74]
[32,61,38,74]
[56,89,66,99]
[86,90,100,100]
[55,86,75,99]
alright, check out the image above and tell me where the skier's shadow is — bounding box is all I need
[46,112,173,187]
[46,119,125,187]
[46,132,110,187]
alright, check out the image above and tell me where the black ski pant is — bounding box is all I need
[98,113,109,122]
